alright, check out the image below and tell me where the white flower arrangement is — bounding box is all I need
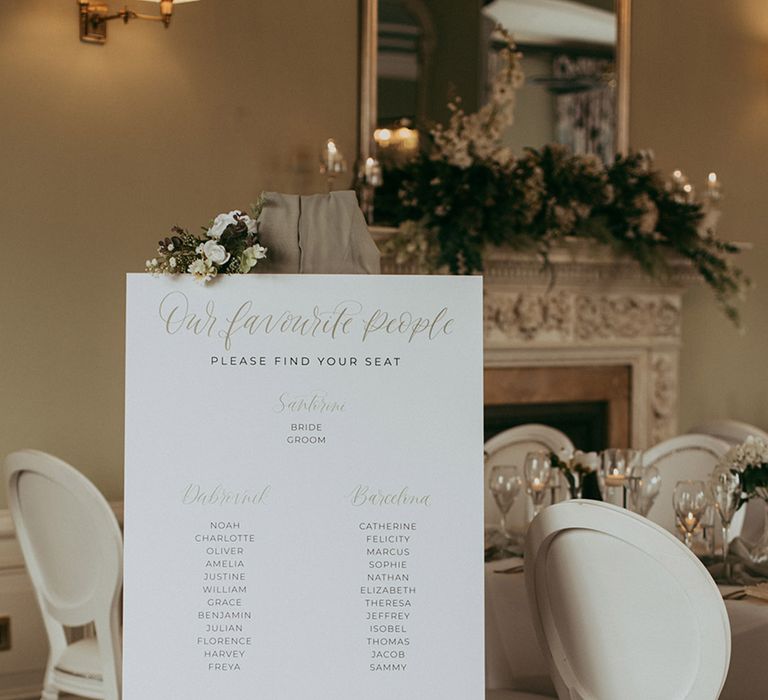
[146,195,268,283]
[721,435,768,501]
[430,28,524,169]
[723,435,768,472]
[381,32,748,324]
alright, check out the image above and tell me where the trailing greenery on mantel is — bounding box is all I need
[375,31,748,325]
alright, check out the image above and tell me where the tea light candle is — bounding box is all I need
[530,478,546,493]
[604,473,625,488]
[684,512,697,531]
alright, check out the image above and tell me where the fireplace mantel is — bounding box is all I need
[374,229,698,449]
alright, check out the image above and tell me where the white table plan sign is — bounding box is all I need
[123,274,485,699]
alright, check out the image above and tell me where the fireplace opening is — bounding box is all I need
[484,365,632,451]
[484,401,609,452]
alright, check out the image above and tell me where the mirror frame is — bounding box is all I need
[357,0,632,166]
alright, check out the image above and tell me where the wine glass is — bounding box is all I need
[709,465,742,562]
[489,465,523,539]
[524,451,552,520]
[626,464,662,516]
[673,480,708,549]
[697,502,716,558]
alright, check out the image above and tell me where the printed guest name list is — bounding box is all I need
[123,274,484,700]
[197,520,254,672]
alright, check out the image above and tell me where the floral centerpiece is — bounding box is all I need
[146,194,268,283]
[722,436,768,562]
[550,449,600,499]
[725,436,768,501]
[378,31,749,325]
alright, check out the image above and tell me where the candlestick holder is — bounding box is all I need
[668,169,695,203]
[319,139,347,192]
[700,171,723,234]
[357,156,382,223]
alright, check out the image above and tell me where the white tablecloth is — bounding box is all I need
[485,558,768,699]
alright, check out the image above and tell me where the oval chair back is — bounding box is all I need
[484,424,574,533]
[642,434,741,540]
[688,419,768,446]
[5,449,122,700]
[688,420,768,542]
[525,500,731,700]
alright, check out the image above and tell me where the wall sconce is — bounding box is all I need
[78,0,198,44]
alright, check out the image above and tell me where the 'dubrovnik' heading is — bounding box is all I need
[159,292,455,351]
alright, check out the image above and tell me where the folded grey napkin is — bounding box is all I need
[256,191,380,274]
[707,537,768,585]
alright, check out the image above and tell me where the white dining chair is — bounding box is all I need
[688,419,768,542]
[484,425,574,534]
[641,433,742,540]
[4,450,122,700]
[486,691,556,699]
[688,418,768,445]
[525,500,731,700]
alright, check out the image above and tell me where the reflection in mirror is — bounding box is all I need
[375,0,435,163]
[371,0,624,167]
[486,0,617,162]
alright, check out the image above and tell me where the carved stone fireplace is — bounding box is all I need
[484,365,631,450]
[379,236,695,449]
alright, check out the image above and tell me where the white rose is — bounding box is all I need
[240,243,268,272]
[241,214,258,234]
[207,211,239,239]
[202,239,230,266]
[188,258,215,283]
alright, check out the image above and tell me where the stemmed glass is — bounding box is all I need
[489,465,523,539]
[709,465,742,562]
[626,464,662,516]
[673,480,708,549]
[524,451,552,520]
[698,503,716,557]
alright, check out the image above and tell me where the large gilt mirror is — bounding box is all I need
[358,0,631,172]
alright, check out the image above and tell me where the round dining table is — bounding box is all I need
[485,557,768,699]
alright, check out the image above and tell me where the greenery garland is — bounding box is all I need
[378,31,748,325]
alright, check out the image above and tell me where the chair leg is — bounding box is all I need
[40,684,59,700]
[40,659,59,700]
[96,608,122,700]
